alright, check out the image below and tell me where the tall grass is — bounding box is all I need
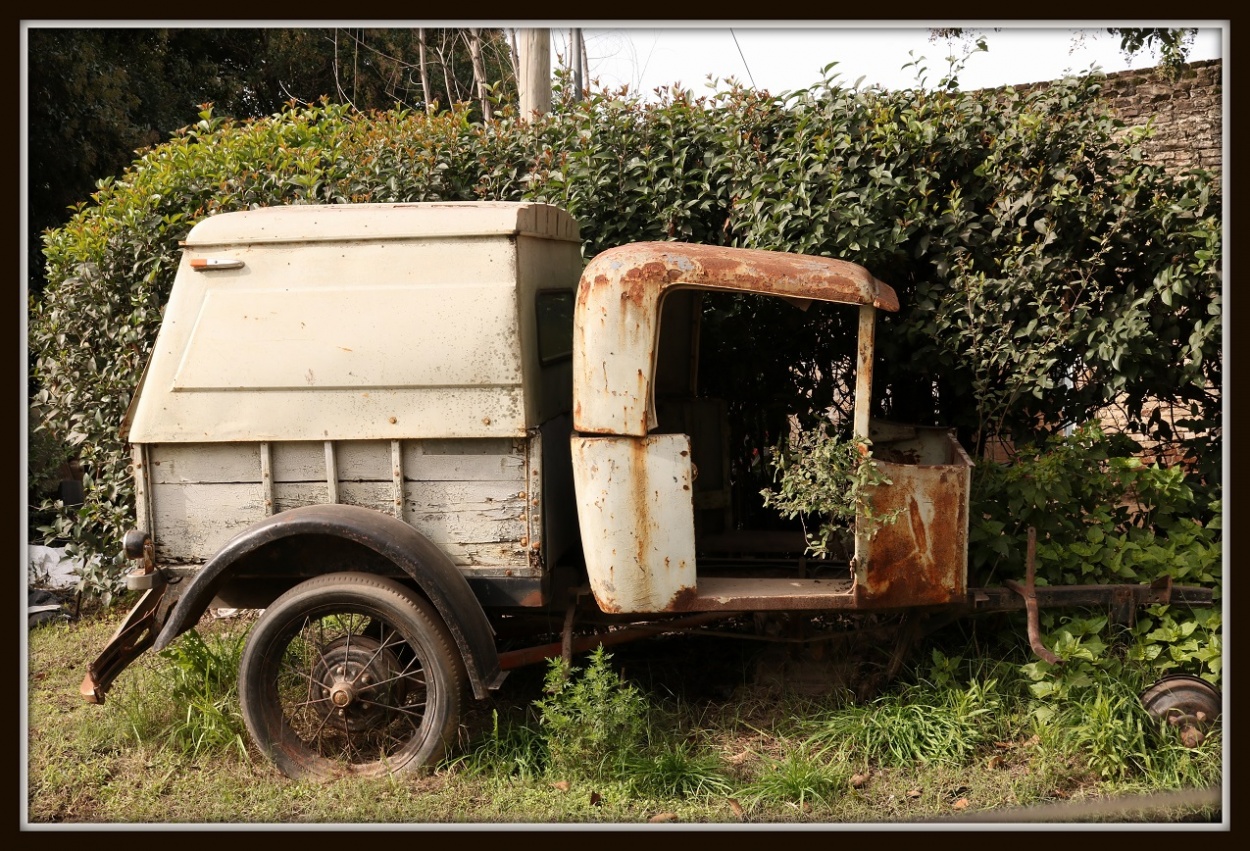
[115,626,249,760]
[806,678,1007,767]
[28,613,1221,823]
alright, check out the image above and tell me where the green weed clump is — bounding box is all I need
[534,646,648,782]
[806,677,1006,768]
[450,646,734,800]
[624,740,734,799]
[739,753,848,810]
[117,626,249,761]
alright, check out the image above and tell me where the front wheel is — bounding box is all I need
[238,572,464,779]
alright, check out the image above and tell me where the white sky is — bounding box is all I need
[545,23,1225,96]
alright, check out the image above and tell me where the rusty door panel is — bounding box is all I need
[856,426,972,608]
[570,433,697,613]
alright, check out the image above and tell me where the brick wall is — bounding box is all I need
[1005,58,1223,178]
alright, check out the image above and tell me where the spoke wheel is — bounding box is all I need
[1141,674,1222,748]
[239,572,464,779]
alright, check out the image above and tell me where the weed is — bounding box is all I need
[625,739,734,799]
[1029,675,1224,787]
[740,752,846,810]
[445,709,547,780]
[808,679,1005,767]
[119,627,249,760]
[534,645,648,782]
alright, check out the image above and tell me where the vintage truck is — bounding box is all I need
[82,201,1219,779]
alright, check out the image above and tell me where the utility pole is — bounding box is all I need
[518,29,551,119]
[569,28,584,100]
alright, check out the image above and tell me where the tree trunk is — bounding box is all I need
[437,32,455,105]
[569,28,583,101]
[518,29,550,119]
[468,28,492,121]
[508,29,520,87]
[417,28,432,112]
[582,32,591,93]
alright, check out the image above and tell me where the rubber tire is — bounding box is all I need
[238,572,465,780]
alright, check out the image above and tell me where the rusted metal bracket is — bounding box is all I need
[1003,528,1063,666]
[80,585,167,704]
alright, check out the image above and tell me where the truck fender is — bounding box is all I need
[151,503,503,699]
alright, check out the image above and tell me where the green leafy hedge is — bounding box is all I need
[30,67,1221,597]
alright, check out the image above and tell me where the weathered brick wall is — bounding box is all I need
[1101,59,1222,177]
[1007,59,1223,178]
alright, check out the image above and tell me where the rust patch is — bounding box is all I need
[664,584,700,612]
[578,243,899,314]
[857,426,971,608]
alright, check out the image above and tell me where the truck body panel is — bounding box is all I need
[571,433,697,613]
[127,202,582,444]
[125,201,581,586]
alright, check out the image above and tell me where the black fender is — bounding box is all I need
[152,503,502,699]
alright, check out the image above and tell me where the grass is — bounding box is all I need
[25,607,1223,826]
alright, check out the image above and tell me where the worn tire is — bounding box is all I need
[238,572,464,779]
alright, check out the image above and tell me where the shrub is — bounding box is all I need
[30,67,1220,595]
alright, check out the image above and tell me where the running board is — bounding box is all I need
[675,577,857,611]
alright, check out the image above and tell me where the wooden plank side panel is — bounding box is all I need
[151,481,264,562]
[148,443,261,484]
[268,440,525,482]
[272,480,528,567]
[146,438,532,568]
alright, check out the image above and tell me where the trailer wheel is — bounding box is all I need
[239,572,464,779]
[1140,674,1221,748]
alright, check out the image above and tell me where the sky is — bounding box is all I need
[546,23,1225,96]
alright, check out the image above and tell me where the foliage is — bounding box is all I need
[931,28,1200,76]
[807,677,1005,767]
[445,709,548,780]
[28,612,1222,823]
[623,740,734,799]
[1106,29,1199,75]
[1026,670,1221,785]
[1020,606,1221,703]
[25,26,515,295]
[760,427,900,557]
[117,627,250,760]
[739,753,847,810]
[969,423,1222,589]
[26,408,75,537]
[968,424,1220,710]
[30,60,1220,593]
[534,646,648,782]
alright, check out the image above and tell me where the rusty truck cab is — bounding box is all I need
[568,242,972,615]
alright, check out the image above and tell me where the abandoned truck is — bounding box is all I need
[83,201,1219,779]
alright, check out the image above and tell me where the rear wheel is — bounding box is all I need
[1140,674,1221,748]
[239,572,464,779]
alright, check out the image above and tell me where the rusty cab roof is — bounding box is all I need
[573,242,898,436]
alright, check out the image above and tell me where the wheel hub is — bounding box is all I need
[310,635,405,732]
